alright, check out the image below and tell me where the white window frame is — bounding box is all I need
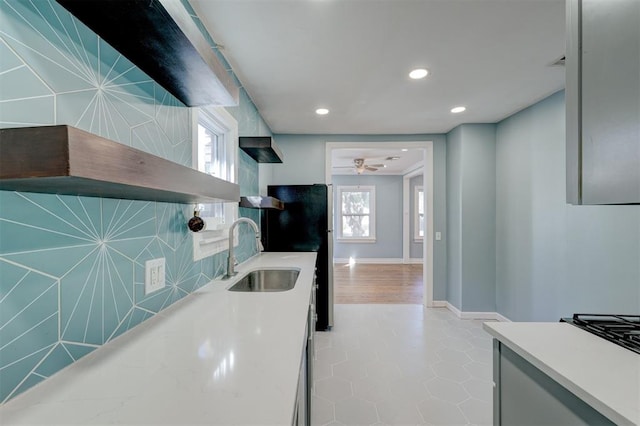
[191,106,238,260]
[336,185,376,243]
[414,185,424,241]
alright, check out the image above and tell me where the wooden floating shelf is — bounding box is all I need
[56,0,239,107]
[0,125,240,204]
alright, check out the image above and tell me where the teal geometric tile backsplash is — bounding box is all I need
[0,0,264,403]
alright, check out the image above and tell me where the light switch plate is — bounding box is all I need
[435,232,442,241]
[145,258,165,295]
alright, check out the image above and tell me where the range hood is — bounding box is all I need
[239,137,284,163]
[240,196,284,210]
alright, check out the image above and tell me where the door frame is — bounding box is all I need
[325,141,434,307]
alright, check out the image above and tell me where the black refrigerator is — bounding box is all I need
[262,184,333,331]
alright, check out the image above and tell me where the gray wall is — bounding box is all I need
[332,174,403,259]
[268,134,448,301]
[410,175,424,259]
[446,124,497,312]
[496,91,640,321]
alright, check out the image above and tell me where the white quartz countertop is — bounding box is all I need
[483,322,640,426]
[0,252,317,425]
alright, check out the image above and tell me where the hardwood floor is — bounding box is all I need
[333,263,423,304]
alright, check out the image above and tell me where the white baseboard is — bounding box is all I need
[460,311,500,320]
[494,312,512,322]
[445,302,462,317]
[437,302,511,322]
[333,258,404,264]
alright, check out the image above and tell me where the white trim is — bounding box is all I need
[446,302,462,318]
[403,162,425,178]
[405,258,423,264]
[495,312,512,322]
[336,239,376,244]
[443,302,512,322]
[326,140,434,309]
[432,300,447,308]
[333,258,404,264]
[460,311,501,320]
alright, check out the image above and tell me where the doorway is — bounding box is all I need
[325,141,434,307]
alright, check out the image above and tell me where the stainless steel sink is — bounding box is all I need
[227,269,300,292]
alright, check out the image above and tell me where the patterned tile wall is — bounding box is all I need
[0,0,267,403]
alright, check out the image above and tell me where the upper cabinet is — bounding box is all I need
[56,0,239,107]
[566,0,640,205]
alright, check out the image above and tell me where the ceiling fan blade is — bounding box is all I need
[367,164,385,168]
[365,166,378,171]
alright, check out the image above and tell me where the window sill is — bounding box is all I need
[336,238,376,244]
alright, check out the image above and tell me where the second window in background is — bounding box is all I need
[414,185,424,240]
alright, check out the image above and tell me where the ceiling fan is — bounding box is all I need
[335,158,386,174]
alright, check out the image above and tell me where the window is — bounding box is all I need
[192,106,238,260]
[414,186,424,240]
[337,185,375,242]
[195,107,237,219]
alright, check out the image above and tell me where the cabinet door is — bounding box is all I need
[566,0,640,204]
[495,343,615,425]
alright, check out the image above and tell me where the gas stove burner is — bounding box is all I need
[561,314,640,354]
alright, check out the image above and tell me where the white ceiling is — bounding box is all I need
[190,0,566,136]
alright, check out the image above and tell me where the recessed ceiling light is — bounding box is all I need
[409,68,429,79]
[401,149,409,152]
[315,108,329,115]
[451,106,466,113]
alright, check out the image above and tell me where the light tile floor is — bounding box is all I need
[312,305,494,426]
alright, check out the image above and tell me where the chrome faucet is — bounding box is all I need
[226,217,263,278]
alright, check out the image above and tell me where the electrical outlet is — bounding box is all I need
[145,258,166,295]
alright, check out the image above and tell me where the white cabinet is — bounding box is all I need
[566,0,640,205]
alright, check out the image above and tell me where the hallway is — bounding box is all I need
[312,304,493,425]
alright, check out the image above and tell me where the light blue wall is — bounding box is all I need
[332,175,403,259]
[0,0,266,403]
[409,175,424,259]
[460,125,496,312]
[496,91,640,321]
[268,134,448,301]
[446,124,497,312]
[446,127,463,309]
